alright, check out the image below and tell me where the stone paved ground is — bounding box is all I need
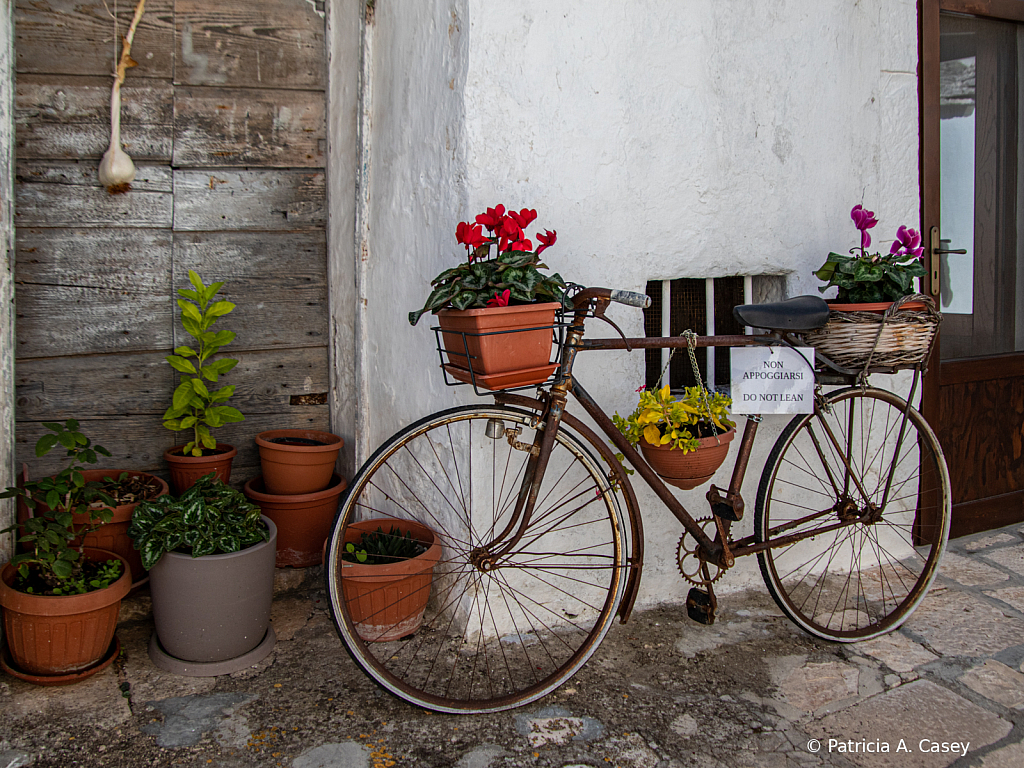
[3,524,1024,768]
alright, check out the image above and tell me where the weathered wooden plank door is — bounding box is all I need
[922,0,1024,538]
[0,0,14,558]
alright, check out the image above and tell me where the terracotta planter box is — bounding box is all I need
[340,519,442,643]
[149,516,277,666]
[437,302,560,390]
[163,443,237,495]
[244,473,347,567]
[0,548,131,677]
[639,429,735,491]
[255,429,343,496]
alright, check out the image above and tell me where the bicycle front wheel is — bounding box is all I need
[755,387,950,641]
[325,404,626,713]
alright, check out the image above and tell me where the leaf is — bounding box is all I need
[35,433,59,457]
[51,559,73,579]
[451,291,478,310]
[178,300,203,324]
[192,538,216,558]
[191,378,210,398]
[642,425,662,446]
[206,301,235,319]
[188,269,205,294]
[167,355,198,374]
[213,405,244,423]
[172,381,195,411]
[182,315,202,339]
[140,537,165,571]
[852,261,884,283]
[210,384,236,403]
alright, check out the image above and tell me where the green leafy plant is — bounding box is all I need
[613,385,735,454]
[409,205,570,325]
[0,421,124,594]
[341,525,427,565]
[127,473,269,570]
[814,204,928,303]
[163,270,244,457]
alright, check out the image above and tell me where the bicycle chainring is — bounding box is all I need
[676,517,726,586]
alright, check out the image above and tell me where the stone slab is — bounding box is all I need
[777,661,860,713]
[936,553,1009,587]
[979,547,1024,577]
[140,692,256,748]
[905,590,1024,657]
[858,633,940,674]
[0,665,130,728]
[809,679,1010,767]
[983,586,1024,614]
[958,660,1024,709]
[964,534,1017,552]
[292,742,369,768]
[978,742,1024,768]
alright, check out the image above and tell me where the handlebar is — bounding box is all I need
[571,287,651,310]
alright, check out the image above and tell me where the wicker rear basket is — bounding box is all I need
[802,294,941,371]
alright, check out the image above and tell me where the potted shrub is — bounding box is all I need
[614,384,736,490]
[243,473,347,567]
[408,205,571,390]
[162,270,245,493]
[0,422,131,683]
[339,519,442,643]
[128,474,276,675]
[254,428,343,495]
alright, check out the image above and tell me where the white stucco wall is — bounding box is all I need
[359,0,921,609]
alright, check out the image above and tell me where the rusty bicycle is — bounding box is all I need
[324,287,950,713]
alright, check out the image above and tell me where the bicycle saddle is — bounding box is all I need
[733,295,830,331]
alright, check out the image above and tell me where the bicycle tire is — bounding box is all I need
[755,387,950,641]
[325,404,627,713]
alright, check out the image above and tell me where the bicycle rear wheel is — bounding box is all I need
[325,404,626,713]
[755,387,950,641]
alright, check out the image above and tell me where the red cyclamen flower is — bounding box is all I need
[475,205,507,232]
[536,229,557,255]
[508,208,538,230]
[486,289,511,308]
[456,221,487,251]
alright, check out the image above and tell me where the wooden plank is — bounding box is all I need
[15,161,172,227]
[941,0,1024,23]
[15,347,329,420]
[1,0,16,557]
[16,226,172,292]
[173,86,325,167]
[15,0,174,78]
[14,227,172,358]
[16,409,331,484]
[172,230,328,349]
[171,169,325,230]
[16,75,174,161]
[174,0,325,89]
[940,352,1024,386]
[951,491,1024,539]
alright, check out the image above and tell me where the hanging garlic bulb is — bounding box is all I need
[99,0,146,195]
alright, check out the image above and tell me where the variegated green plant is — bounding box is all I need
[163,270,245,457]
[127,474,268,570]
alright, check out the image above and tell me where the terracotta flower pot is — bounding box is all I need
[255,429,343,495]
[243,473,347,567]
[639,429,736,491]
[16,469,168,586]
[340,519,442,642]
[0,548,131,677]
[163,443,237,494]
[148,516,277,669]
[437,302,560,390]
[828,300,927,313]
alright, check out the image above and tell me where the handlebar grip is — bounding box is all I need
[610,289,652,308]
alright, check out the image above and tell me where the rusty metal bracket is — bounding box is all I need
[504,425,539,456]
[707,485,745,522]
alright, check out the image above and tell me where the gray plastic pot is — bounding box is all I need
[148,516,277,671]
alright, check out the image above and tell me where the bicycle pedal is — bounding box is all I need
[686,587,717,626]
[707,485,744,522]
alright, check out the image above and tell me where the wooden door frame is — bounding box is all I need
[921,0,1024,534]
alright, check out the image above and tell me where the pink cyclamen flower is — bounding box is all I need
[890,225,924,259]
[851,205,878,251]
[486,289,511,308]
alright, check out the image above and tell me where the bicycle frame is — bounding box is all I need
[485,297,927,624]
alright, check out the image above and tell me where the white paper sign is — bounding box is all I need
[730,347,815,414]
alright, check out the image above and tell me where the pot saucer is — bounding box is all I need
[148,626,276,677]
[0,636,120,686]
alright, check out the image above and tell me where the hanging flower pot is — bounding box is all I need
[339,519,442,643]
[255,429,343,495]
[640,429,736,490]
[243,473,347,567]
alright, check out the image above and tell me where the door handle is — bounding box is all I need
[929,226,967,296]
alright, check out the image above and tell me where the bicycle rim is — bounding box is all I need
[755,387,950,641]
[325,405,626,713]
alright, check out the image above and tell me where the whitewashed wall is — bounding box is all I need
[356,0,921,608]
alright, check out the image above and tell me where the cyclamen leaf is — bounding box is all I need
[451,291,478,311]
